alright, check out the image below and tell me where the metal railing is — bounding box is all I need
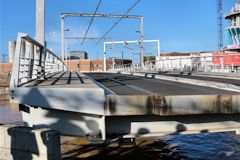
[112,64,153,72]
[154,54,240,73]
[10,33,66,87]
[111,54,240,73]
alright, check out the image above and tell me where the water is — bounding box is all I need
[1,94,240,159]
[0,86,22,125]
[163,133,240,160]
[0,101,22,125]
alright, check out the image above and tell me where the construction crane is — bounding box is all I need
[217,0,223,50]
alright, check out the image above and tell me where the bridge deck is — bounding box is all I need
[159,74,240,86]
[11,71,105,115]
[127,71,240,86]
[86,73,239,95]
[23,72,98,88]
[11,71,240,117]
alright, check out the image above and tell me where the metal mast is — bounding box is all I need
[217,0,223,50]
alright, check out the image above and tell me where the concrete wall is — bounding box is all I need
[0,125,60,160]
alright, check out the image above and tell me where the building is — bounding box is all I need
[155,50,240,72]
[154,2,240,72]
[155,52,198,71]
[66,51,88,60]
[212,51,240,72]
[0,58,132,74]
[225,2,240,51]
[0,63,12,73]
[66,59,132,72]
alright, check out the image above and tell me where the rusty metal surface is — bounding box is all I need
[85,73,240,116]
[105,94,240,116]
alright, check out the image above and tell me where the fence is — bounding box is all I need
[111,53,240,73]
[10,33,66,87]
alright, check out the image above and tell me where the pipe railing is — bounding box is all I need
[111,53,240,73]
[10,33,66,87]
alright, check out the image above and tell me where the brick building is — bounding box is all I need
[0,59,132,73]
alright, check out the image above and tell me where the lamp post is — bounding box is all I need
[136,17,144,69]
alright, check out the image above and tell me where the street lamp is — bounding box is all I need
[136,21,144,69]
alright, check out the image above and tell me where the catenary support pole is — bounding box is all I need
[61,15,65,61]
[36,0,45,45]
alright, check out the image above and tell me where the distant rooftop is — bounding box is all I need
[161,52,194,56]
[66,51,88,60]
[225,3,240,19]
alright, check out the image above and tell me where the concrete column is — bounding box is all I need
[36,0,45,45]
[8,41,16,63]
[0,125,61,160]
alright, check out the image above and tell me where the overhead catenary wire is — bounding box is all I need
[81,0,103,45]
[96,0,142,45]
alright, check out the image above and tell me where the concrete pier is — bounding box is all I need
[0,125,61,160]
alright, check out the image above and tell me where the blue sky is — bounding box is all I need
[0,0,237,62]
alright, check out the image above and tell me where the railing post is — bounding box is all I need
[10,33,66,88]
[38,47,43,78]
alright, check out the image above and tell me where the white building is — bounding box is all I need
[155,52,214,71]
[156,53,195,71]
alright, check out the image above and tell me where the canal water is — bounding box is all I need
[0,101,22,125]
[1,92,240,159]
[160,132,240,160]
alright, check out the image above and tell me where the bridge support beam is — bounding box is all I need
[105,114,240,138]
[20,106,240,140]
[21,106,106,139]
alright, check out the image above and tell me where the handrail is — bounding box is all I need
[111,52,240,73]
[10,33,66,88]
